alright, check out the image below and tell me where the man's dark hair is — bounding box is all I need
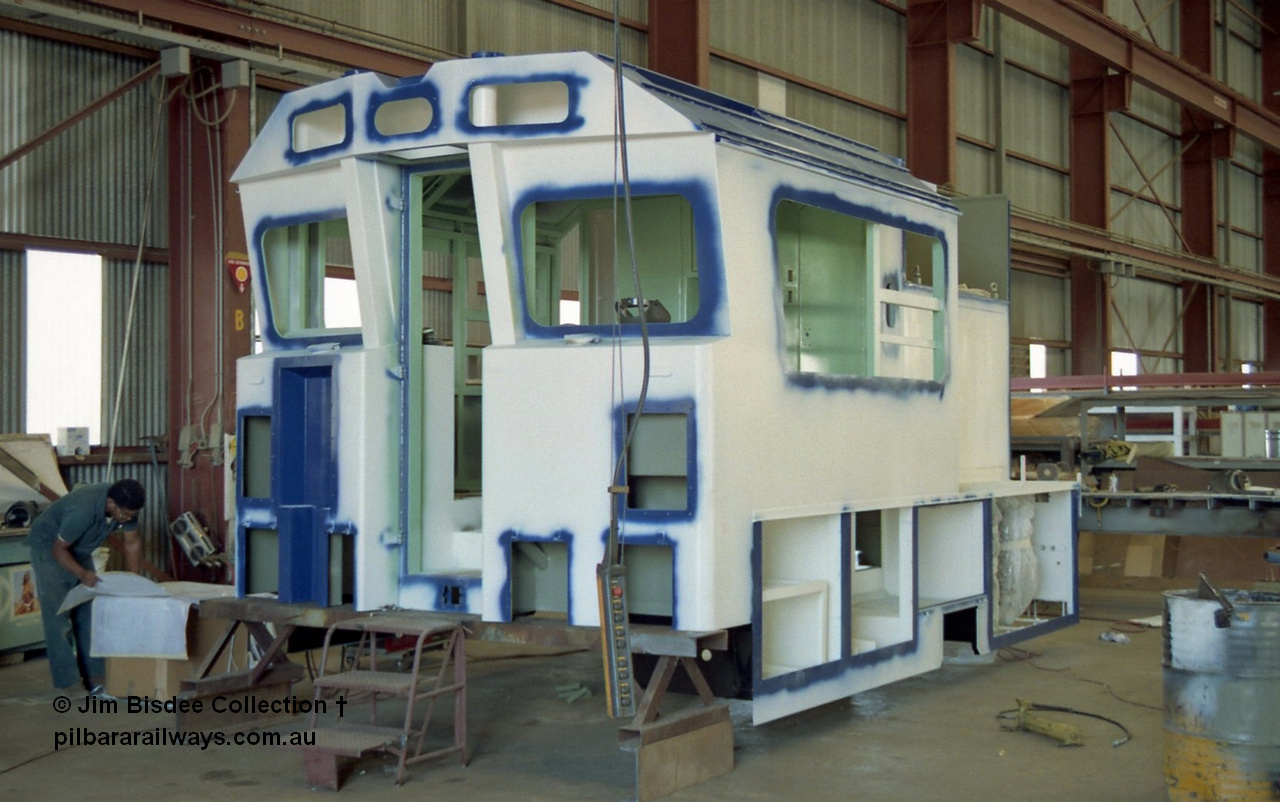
[108,479,146,511]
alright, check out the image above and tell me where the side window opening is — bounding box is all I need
[260,217,359,336]
[775,199,944,382]
[520,194,699,329]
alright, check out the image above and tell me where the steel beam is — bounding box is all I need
[1011,214,1280,299]
[906,0,980,187]
[0,63,158,173]
[1079,494,1280,538]
[1067,0,1112,375]
[1177,0,1219,373]
[986,0,1280,153]
[1264,2,1280,369]
[0,0,343,82]
[647,0,708,87]
[166,58,252,582]
[84,0,430,77]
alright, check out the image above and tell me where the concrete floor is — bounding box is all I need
[0,588,1171,801]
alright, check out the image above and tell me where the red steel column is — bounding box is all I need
[906,0,980,188]
[647,0,709,86]
[1179,0,1227,372]
[166,58,252,582]
[1264,3,1280,370]
[1068,0,1125,375]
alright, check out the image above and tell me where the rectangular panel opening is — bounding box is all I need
[246,528,278,595]
[242,415,272,499]
[759,515,841,679]
[470,81,569,127]
[775,199,945,381]
[260,217,355,337]
[850,509,912,654]
[622,544,673,623]
[329,533,354,606]
[520,194,699,329]
[292,104,347,152]
[373,96,433,137]
[626,413,688,511]
[276,365,335,507]
[993,492,1075,636]
[510,540,568,618]
[917,502,985,606]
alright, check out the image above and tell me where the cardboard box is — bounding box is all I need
[106,610,247,698]
[59,577,248,699]
[55,427,90,457]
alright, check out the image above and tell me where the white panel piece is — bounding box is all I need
[231,52,1077,727]
[1244,411,1268,458]
[1220,411,1245,458]
[918,503,985,606]
[756,71,787,115]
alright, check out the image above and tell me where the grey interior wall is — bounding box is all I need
[0,250,24,433]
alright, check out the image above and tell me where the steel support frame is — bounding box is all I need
[985,0,1280,152]
[166,57,252,582]
[906,0,980,188]
[647,0,708,87]
[980,0,1280,376]
[83,0,431,78]
[1178,0,1225,373]
[1264,2,1280,370]
[1067,0,1118,376]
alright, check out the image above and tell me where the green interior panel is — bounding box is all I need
[242,415,272,499]
[626,413,688,511]
[776,200,871,376]
[247,528,279,594]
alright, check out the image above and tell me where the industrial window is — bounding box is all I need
[259,217,359,337]
[774,200,945,382]
[469,80,570,127]
[291,103,347,153]
[625,412,689,511]
[1110,350,1139,391]
[519,194,699,329]
[25,249,103,442]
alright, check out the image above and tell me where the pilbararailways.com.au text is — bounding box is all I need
[54,727,315,751]
[50,694,345,751]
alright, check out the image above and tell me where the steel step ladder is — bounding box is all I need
[297,613,467,789]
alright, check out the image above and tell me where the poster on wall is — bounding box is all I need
[10,565,39,618]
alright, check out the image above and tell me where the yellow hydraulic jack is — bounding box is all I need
[1005,699,1083,746]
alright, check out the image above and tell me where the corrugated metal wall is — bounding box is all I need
[708,56,760,107]
[233,0,467,59]
[0,250,24,433]
[1222,0,1261,99]
[710,0,906,156]
[1223,297,1261,368]
[1110,276,1182,373]
[1219,0,1263,272]
[466,0,646,62]
[961,15,1070,218]
[1109,86,1181,251]
[0,31,167,248]
[1011,270,1068,344]
[101,259,169,446]
[956,41,996,196]
[1108,0,1178,57]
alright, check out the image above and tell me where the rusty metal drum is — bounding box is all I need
[1164,589,1280,800]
